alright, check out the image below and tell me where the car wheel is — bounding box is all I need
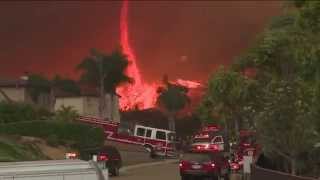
[110,167,120,176]
[181,174,190,180]
[144,145,153,153]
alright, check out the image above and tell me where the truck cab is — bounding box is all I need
[133,124,176,157]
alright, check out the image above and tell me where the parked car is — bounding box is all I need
[179,152,230,180]
[78,145,122,176]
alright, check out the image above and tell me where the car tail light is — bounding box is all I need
[179,162,183,167]
[98,154,109,161]
[230,163,240,170]
[211,163,215,168]
[203,161,216,171]
[65,152,77,159]
[194,145,208,150]
[209,144,219,150]
[179,161,189,170]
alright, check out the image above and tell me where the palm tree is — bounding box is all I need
[77,48,131,120]
[55,105,79,122]
[52,75,81,96]
[157,77,190,132]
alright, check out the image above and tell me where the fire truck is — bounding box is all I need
[78,116,176,157]
[190,124,229,153]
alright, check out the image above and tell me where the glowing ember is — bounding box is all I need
[174,79,201,89]
[117,0,158,110]
[117,0,202,111]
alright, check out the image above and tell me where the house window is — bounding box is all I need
[156,131,166,140]
[146,129,152,138]
[136,128,145,137]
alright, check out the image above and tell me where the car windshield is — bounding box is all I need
[181,153,212,162]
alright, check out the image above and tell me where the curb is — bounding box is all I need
[120,159,179,173]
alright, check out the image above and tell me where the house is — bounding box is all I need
[0,77,33,103]
[0,76,121,122]
[54,86,121,122]
[0,76,51,109]
[54,91,99,117]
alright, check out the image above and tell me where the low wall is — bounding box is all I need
[251,166,317,180]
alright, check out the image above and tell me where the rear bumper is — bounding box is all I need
[180,169,218,176]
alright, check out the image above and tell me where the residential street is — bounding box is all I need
[112,162,180,180]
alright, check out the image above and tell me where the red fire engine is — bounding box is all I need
[78,116,176,157]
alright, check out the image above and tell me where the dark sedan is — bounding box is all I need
[79,145,122,176]
[179,152,230,180]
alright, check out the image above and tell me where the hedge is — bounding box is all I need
[0,102,53,123]
[0,121,105,150]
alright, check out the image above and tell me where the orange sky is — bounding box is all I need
[0,1,282,82]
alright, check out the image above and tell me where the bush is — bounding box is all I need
[36,108,54,120]
[0,102,53,123]
[47,134,60,147]
[54,106,79,122]
[0,121,105,151]
[0,102,37,123]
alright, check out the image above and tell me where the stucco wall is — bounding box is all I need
[83,97,99,117]
[54,95,119,119]
[54,97,84,115]
[0,87,27,102]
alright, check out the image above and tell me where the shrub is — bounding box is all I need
[0,102,37,123]
[36,108,54,120]
[0,102,53,123]
[47,134,60,147]
[54,106,79,122]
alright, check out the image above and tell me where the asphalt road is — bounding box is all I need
[112,162,180,180]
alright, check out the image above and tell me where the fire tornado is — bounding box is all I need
[117,0,158,110]
[117,0,201,111]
